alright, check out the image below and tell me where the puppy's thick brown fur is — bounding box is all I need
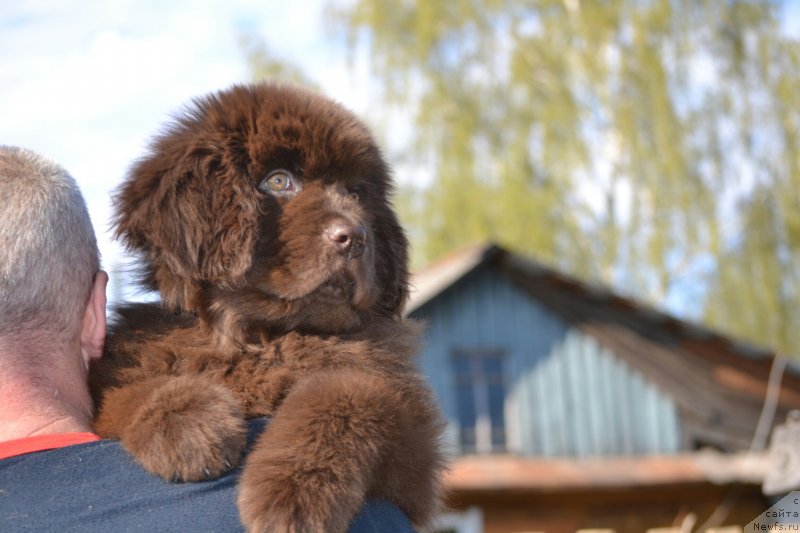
[89,83,445,532]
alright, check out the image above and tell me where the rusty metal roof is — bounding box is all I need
[407,242,788,366]
[408,242,774,361]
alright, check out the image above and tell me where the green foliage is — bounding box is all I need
[330,0,800,354]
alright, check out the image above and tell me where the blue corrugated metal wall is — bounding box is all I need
[411,265,681,457]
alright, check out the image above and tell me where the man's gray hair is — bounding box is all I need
[0,146,100,340]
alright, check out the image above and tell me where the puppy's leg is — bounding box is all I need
[94,374,247,481]
[238,368,434,533]
[361,374,445,528]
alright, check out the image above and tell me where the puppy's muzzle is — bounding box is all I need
[325,220,367,260]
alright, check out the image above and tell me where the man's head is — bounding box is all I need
[0,146,103,353]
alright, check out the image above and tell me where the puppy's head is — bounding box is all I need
[115,83,409,336]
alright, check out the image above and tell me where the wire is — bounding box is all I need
[695,353,788,532]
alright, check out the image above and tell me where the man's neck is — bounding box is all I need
[0,380,95,442]
[0,412,94,441]
[0,337,95,442]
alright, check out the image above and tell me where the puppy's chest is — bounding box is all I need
[219,354,291,418]
[214,335,359,418]
[139,329,393,419]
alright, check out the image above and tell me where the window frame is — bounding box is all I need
[451,348,507,454]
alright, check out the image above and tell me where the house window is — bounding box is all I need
[453,349,506,454]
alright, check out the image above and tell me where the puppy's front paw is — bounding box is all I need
[121,375,247,482]
[237,470,348,533]
[237,451,363,533]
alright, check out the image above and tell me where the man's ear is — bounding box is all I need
[81,271,108,370]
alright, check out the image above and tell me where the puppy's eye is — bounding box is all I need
[260,170,294,194]
[347,186,363,202]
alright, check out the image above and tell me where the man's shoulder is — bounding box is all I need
[0,420,417,532]
[0,436,242,532]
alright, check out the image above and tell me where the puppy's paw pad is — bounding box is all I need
[122,376,246,482]
[238,485,308,533]
[237,468,353,533]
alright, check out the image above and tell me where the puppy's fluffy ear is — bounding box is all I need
[374,200,411,318]
[115,135,258,307]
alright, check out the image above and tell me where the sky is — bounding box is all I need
[1,0,374,300]
[4,0,800,309]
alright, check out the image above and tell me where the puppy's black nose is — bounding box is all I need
[325,221,367,258]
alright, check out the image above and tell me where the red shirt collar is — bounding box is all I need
[0,432,101,460]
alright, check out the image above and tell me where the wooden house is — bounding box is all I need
[407,243,800,533]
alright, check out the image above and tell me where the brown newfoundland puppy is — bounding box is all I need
[89,82,445,532]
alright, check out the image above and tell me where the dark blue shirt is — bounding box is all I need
[0,420,415,532]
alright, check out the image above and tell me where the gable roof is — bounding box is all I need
[406,243,800,451]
